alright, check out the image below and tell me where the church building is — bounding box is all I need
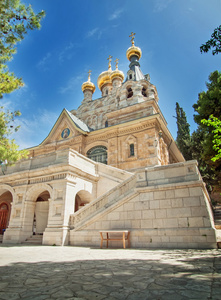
[0,34,219,248]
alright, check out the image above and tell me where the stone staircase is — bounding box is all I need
[70,173,137,231]
[22,234,43,245]
[214,204,221,229]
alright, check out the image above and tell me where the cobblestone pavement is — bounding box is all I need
[0,245,220,300]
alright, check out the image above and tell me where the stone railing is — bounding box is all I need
[136,160,201,188]
[69,173,136,230]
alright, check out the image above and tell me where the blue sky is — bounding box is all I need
[3,0,221,149]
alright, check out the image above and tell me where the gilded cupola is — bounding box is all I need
[110,58,124,88]
[97,55,113,96]
[81,70,95,102]
[126,32,142,61]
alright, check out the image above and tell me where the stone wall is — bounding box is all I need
[70,161,217,249]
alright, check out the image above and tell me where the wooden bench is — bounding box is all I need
[99,230,130,249]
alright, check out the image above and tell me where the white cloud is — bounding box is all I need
[86,27,103,40]
[154,0,174,12]
[37,52,52,71]
[109,8,124,20]
[59,42,75,62]
[59,75,84,94]
[87,27,99,38]
[10,109,58,149]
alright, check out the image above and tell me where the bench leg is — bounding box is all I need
[100,232,103,249]
[123,232,126,249]
[106,233,108,248]
[127,232,130,248]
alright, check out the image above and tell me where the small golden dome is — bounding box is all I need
[97,55,113,91]
[126,45,142,61]
[110,69,124,82]
[97,70,112,91]
[110,58,124,82]
[81,70,95,93]
[126,32,142,61]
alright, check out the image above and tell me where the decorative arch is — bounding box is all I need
[0,184,15,199]
[125,135,137,158]
[74,190,93,212]
[84,141,108,155]
[26,183,53,202]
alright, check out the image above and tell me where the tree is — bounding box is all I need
[192,71,221,194]
[193,71,221,161]
[0,0,45,165]
[200,25,221,55]
[201,116,221,163]
[0,108,28,165]
[175,102,192,160]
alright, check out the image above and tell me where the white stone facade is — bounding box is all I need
[0,40,219,248]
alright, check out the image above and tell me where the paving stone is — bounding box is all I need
[0,245,220,299]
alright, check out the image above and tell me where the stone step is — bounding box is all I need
[213,206,221,228]
[22,235,43,245]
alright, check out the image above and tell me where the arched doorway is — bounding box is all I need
[87,146,107,164]
[0,203,9,234]
[0,191,12,235]
[75,190,93,212]
[33,191,50,235]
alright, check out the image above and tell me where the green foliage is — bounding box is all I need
[192,71,221,193]
[175,102,192,160]
[0,0,45,165]
[0,0,45,98]
[201,116,221,162]
[200,25,221,55]
[193,71,221,124]
[0,107,28,164]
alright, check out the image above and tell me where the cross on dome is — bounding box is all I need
[88,70,91,81]
[107,55,113,70]
[115,58,119,70]
[129,32,136,46]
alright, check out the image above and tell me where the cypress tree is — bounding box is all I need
[175,102,192,160]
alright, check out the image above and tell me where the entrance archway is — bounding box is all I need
[75,190,93,212]
[33,191,50,235]
[0,203,9,234]
[0,191,12,235]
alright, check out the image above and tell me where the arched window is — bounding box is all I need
[87,146,107,164]
[105,120,108,127]
[142,87,147,97]
[130,144,135,156]
[127,87,133,98]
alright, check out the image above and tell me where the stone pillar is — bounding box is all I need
[3,200,35,243]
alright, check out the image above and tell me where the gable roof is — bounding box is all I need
[29,108,91,148]
[65,109,91,132]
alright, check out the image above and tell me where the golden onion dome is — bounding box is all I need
[97,55,113,91]
[126,32,142,61]
[97,69,112,91]
[81,70,96,93]
[126,45,142,61]
[110,58,124,82]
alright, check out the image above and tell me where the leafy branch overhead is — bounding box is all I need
[200,25,221,55]
[0,0,45,165]
[0,0,45,98]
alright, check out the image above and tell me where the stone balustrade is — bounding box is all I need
[70,173,136,230]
